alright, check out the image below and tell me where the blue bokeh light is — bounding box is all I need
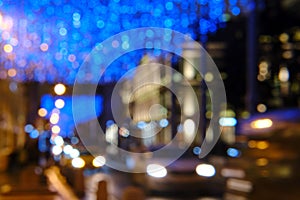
[227,147,240,158]
[231,7,241,16]
[30,129,40,139]
[219,117,237,127]
[159,119,169,128]
[106,120,115,128]
[24,124,34,133]
[165,2,174,10]
[0,0,249,84]
[193,146,202,155]
[137,121,147,129]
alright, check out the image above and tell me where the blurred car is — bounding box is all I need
[231,108,300,199]
[132,146,229,198]
[237,108,300,136]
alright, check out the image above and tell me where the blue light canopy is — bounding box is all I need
[0,0,250,84]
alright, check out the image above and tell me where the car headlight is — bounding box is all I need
[147,164,167,178]
[250,118,273,129]
[196,163,216,177]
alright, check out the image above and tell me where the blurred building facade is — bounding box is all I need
[0,80,26,170]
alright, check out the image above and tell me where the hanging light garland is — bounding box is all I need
[0,0,251,84]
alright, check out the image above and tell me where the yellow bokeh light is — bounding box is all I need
[241,111,250,119]
[256,141,269,150]
[257,74,266,82]
[279,33,289,43]
[55,99,65,109]
[54,83,66,95]
[204,72,214,82]
[282,51,293,59]
[38,108,48,117]
[51,125,61,134]
[294,30,300,41]
[205,111,212,119]
[50,113,60,124]
[259,61,268,69]
[250,118,273,129]
[7,68,16,77]
[257,104,267,113]
[40,43,49,51]
[248,140,257,148]
[0,184,12,194]
[3,44,13,53]
[72,157,85,169]
[259,35,272,43]
[92,156,106,168]
[256,158,269,167]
